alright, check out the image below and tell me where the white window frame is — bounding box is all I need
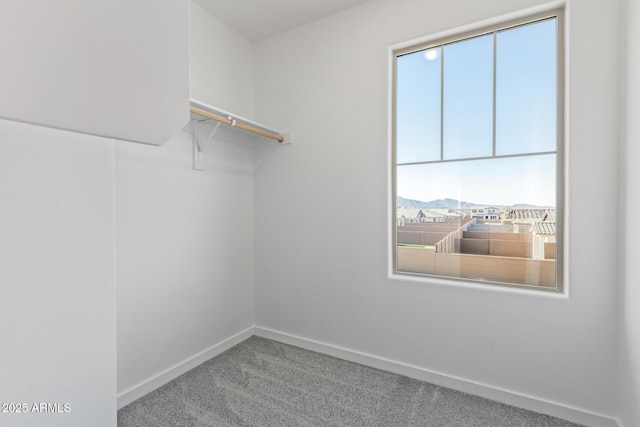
[391,9,565,293]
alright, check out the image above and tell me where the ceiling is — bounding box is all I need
[193,0,372,42]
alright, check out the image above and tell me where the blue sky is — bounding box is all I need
[396,18,557,207]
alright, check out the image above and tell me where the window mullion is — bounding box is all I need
[440,45,445,161]
[492,31,497,157]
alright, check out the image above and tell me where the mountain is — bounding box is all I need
[397,197,480,209]
[397,196,549,209]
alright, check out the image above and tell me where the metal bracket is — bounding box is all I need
[192,120,222,170]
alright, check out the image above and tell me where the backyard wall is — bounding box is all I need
[397,247,555,287]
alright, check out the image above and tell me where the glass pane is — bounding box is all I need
[443,34,493,160]
[396,48,441,164]
[396,155,556,287]
[496,18,557,155]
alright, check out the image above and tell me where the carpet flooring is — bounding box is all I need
[118,336,582,427]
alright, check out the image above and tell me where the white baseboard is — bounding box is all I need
[117,325,620,427]
[254,326,619,427]
[117,326,255,409]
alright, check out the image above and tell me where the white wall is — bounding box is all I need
[115,129,256,402]
[0,1,189,146]
[0,119,116,426]
[1,0,632,423]
[116,2,257,405]
[0,0,257,420]
[619,0,640,425]
[190,0,255,118]
[254,0,620,424]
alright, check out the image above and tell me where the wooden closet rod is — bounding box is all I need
[190,106,284,143]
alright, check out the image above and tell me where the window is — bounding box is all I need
[392,10,564,291]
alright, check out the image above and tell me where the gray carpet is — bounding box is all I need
[118,336,582,427]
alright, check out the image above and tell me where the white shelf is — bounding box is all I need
[185,99,291,170]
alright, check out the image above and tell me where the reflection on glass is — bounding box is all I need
[443,35,493,160]
[396,48,441,163]
[397,155,556,208]
[496,19,557,155]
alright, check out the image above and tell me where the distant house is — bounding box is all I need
[531,221,556,260]
[504,209,555,233]
[423,209,464,222]
[470,206,500,220]
[541,209,556,223]
[396,208,426,225]
[397,207,464,225]
[500,209,556,259]
[419,209,446,223]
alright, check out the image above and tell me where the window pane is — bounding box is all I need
[496,19,557,155]
[443,35,493,160]
[396,48,441,163]
[397,155,556,209]
[393,10,563,291]
[396,155,557,287]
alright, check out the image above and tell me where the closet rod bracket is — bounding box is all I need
[192,120,221,170]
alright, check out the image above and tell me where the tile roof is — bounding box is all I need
[397,208,423,219]
[533,222,556,235]
[504,209,548,220]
